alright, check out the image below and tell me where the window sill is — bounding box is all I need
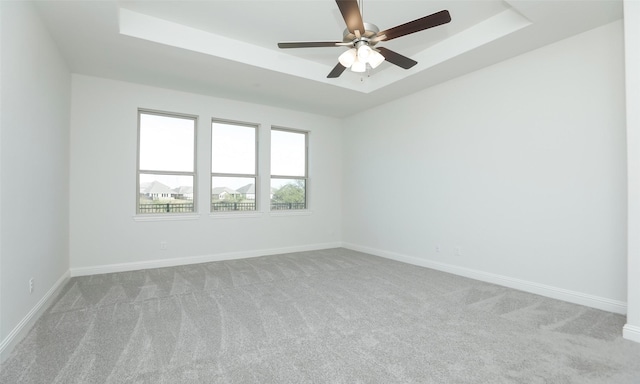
[209,212,264,219]
[133,214,200,222]
[269,210,313,217]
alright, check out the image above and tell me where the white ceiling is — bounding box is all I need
[34,0,622,117]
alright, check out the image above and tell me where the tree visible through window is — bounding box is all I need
[211,120,258,212]
[271,128,307,210]
[137,110,196,214]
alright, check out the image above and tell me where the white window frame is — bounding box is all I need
[136,109,198,215]
[270,126,309,211]
[210,118,259,213]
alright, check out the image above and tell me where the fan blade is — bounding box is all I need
[378,10,451,41]
[278,42,343,49]
[377,47,417,69]
[336,0,365,36]
[327,63,347,78]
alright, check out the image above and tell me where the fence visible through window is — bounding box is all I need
[139,203,194,213]
[139,202,306,213]
[212,202,256,211]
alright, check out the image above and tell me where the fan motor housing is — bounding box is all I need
[343,22,380,45]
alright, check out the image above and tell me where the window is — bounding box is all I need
[271,128,308,210]
[137,110,197,214]
[211,120,258,212]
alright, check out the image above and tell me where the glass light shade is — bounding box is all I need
[338,48,357,68]
[357,44,372,62]
[368,50,385,69]
[351,59,366,73]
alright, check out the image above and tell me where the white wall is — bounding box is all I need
[624,0,640,342]
[343,21,627,312]
[69,75,342,273]
[0,1,71,359]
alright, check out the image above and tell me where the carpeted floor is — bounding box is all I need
[1,248,640,383]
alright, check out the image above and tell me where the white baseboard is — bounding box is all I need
[343,242,627,315]
[0,270,70,364]
[623,324,640,343]
[70,242,343,277]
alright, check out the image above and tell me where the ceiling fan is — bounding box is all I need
[277,0,451,78]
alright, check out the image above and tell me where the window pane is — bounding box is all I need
[271,178,306,210]
[212,122,256,174]
[139,113,194,172]
[139,173,194,213]
[212,176,256,211]
[271,130,305,177]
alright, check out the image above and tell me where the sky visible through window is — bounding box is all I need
[271,129,306,177]
[212,122,255,175]
[139,113,194,173]
[139,113,195,189]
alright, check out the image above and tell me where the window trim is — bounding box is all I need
[136,108,198,215]
[210,118,260,213]
[270,126,309,211]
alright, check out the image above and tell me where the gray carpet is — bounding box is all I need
[1,248,640,383]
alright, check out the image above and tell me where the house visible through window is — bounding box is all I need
[271,128,308,210]
[137,110,196,214]
[211,120,258,212]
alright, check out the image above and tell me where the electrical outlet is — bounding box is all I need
[435,245,441,253]
[160,241,168,250]
[29,278,34,294]
[455,246,462,256]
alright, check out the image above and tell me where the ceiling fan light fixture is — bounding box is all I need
[351,59,366,73]
[357,44,372,62]
[368,50,385,69]
[338,48,357,68]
